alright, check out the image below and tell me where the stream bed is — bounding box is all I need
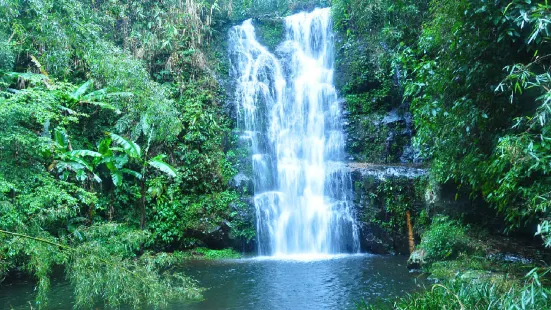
[0,254,426,309]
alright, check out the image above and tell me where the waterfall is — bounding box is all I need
[229,8,359,256]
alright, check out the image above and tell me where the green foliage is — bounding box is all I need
[150,190,243,246]
[340,0,551,308]
[254,19,285,50]
[184,247,241,260]
[418,217,473,263]
[67,226,203,309]
[332,0,429,164]
[0,33,14,71]
[359,176,427,238]
[361,266,551,310]
[0,226,203,309]
[374,178,419,231]
[400,0,551,234]
[0,0,250,307]
[230,0,329,19]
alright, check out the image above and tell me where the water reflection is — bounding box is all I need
[0,255,425,309]
[182,254,425,310]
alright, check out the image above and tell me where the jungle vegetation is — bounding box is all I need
[333,0,551,308]
[0,0,263,307]
[1,0,551,309]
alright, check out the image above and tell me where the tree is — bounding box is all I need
[102,132,177,229]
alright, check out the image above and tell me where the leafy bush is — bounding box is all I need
[186,247,241,260]
[418,217,472,263]
[360,268,551,310]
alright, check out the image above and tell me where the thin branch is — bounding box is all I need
[0,229,71,250]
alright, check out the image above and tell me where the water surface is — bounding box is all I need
[0,254,425,309]
[183,254,424,310]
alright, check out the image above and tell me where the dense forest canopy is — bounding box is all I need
[0,0,551,308]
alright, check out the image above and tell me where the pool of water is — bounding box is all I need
[0,254,426,309]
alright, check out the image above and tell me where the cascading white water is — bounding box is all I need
[229,8,359,256]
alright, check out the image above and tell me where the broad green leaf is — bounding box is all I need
[66,156,94,172]
[121,168,143,180]
[69,150,102,158]
[148,156,177,177]
[111,171,123,187]
[109,132,141,158]
[54,127,69,149]
[98,138,113,156]
[71,80,93,100]
[83,100,121,114]
[76,169,86,182]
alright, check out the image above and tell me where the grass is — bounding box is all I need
[180,247,241,260]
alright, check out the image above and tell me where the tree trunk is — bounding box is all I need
[109,191,114,222]
[406,210,415,253]
[140,178,146,230]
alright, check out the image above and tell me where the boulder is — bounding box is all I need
[407,249,426,270]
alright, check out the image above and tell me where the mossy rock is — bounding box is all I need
[253,18,285,51]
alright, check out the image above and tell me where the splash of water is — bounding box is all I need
[229,8,359,256]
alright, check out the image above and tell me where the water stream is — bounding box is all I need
[229,7,359,256]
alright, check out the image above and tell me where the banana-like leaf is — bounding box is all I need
[106,92,134,98]
[71,80,93,100]
[65,156,94,172]
[84,89,134,100]
[83,88,106,99]
[113,155,129,169]
[92,174,102,183]
[69,150,102,158]
[76,170,87,182]
[54,127,69,149]
[57,161,86,172]
[148,156,177,177]
[111,171,123,187]
[108,132,141,158]
[98,157,117,172]
[121,168,143,180]
[4,72,47,83]
[83,100,121,114]
[58,105,78,115]
[98,138,113,156]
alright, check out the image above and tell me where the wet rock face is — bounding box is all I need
[347,163,427,180]
[349,167,428,254]
[344,110,420,164]
[229,199,257,252]
[229,173,254,195]
[360,223,396,254]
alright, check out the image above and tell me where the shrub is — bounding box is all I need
[186,247,241,260]
[360,268,551,310]
[418,217,472,263]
